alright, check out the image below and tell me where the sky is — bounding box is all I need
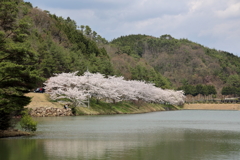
[26,0,240,56]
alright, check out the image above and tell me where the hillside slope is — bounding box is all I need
[0,0,114,87]
[1,1,171,90]
[110,34,240,92]
[2,1,240,94]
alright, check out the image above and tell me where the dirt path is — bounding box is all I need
[184,103,240,110]
[25,93,62,109]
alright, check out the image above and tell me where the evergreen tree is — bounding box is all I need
[0,0,40,130]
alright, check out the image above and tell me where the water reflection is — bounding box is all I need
[41,130,240,160]
[0,139,48,160]
[1,110,240,160]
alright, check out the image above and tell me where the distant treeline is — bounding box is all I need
[180,82,240,100]
[222,86,240,97]
[179,84,217,98]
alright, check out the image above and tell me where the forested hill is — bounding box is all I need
[0,0,114,83]
[2,0,240,93]
[110,34,240,91]
[0,0,171,89]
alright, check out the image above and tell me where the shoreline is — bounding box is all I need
[183,103,240,110]
[0,130,31,138]
[3,96,239,138]
[25,93,177,116]
[25,93,240,116]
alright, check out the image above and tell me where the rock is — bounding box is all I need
[29,107,73,117]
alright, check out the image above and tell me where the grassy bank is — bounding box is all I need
[73,99,178,115]
[25,93,179,115]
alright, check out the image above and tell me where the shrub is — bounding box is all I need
[20,114,37,132]
[70,106,77,115]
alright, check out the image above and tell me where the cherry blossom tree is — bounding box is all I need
[44,71,185,107]
[44,72,89,107]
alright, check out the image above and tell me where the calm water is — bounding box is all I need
[1,110,240,160]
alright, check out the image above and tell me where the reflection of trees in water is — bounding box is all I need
[44,139,139,159]
[42,131,185,159]
[0,139,48,160]
[0,140,11,160]
[1,130,240,160]
[43,130,240,160]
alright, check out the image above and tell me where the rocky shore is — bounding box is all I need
[29,107,73,117]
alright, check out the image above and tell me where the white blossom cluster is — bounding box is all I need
[44,71,185,106]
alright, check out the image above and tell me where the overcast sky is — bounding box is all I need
[26,0,240,56]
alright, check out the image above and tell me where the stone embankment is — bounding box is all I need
[29,107,73,117]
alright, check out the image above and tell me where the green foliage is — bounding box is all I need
[111,34,240,92]
[20,111,37,132]
[221,86,233,96]
[204,49,240,81]
[0,0,41,130]
[26,10,114,78]
[131,65,171,88]
[0,110,13,130]
[180,84,216,97]
[179,85,197,96]
[111,35,171,88]
[0,0,19,31]
[111,34,180,56]
[70,106,77,115]
[111,34,148,56]
[221,86,240,97]
[226,74,240,88]
[24,2,33,8]
[74,98,174,115]
[221,75,240,96]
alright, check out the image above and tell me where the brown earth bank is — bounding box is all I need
[0,130,31,138]
[25,93,63,109]
[184,103,240,110]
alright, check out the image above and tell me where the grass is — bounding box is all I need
[74,98,178,115]
[25,93,179,115]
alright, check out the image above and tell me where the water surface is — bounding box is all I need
[1,110,240,160]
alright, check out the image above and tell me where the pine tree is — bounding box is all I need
[0,0,41,130]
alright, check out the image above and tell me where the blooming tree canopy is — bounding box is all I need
[44,71,185,106]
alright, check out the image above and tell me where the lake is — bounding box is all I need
[1,110,240,160]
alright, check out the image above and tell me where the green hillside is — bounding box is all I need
[110,34,240,93]
[0,0,171,88]
[2,0,240,95]
[1,0,114,80]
